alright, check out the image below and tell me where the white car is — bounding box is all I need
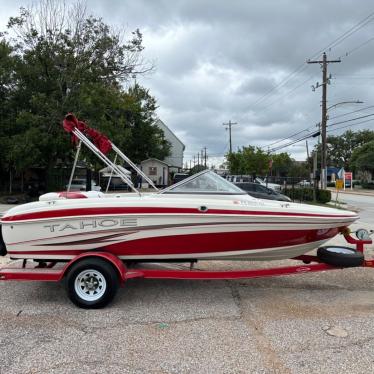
[255,177,282,191]
[298,180,313,187]
[65,179,101,191]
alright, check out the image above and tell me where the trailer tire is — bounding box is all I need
[317,246,364,268]
[66,258,119,309]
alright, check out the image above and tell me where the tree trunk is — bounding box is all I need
[9,169,12,194]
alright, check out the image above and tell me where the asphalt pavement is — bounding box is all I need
[1,198,374,373]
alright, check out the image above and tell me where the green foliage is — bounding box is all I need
[350,140,374,174]
[227,146,270,175]
[312,130,374,169]
[361,181,374,189]
[287,161,309,178]
[284,188,331,203]
[317,189,332,203]
[189,164,206,175]
[226,146,305,178]
[0,1,169,190]
[271,153,293,176]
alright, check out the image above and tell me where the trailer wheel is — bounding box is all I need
[66,258,119,309]
[317,246,364,268]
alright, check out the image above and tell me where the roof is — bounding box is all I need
[155,119,185,150]
[99,165,131,177]
[140,158,170,166]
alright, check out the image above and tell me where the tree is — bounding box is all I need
[0,1,170,191]
[226,146,270,175]
[189,164,206,175]
[323,130,374,169]
[351,140,374,177]
[271,153,293,176]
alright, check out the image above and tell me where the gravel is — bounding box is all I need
[1,203,374,373]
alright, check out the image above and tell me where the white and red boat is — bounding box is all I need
[0,170,359,262]
[0,114,369,309]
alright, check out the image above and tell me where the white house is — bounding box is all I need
[154,119,185,172]
[140,158,169,187]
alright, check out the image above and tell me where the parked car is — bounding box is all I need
[298,180,313,187]
[65,179,101,191]
[234,182,291,202]
[173,173,189,184]
[226,175,252,183]
[254,177,282,192]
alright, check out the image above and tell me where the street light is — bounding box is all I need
[320,100,363,189]
[326,100,364,119]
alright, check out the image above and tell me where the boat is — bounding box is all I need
[0,168,358,262]
[0,114,365,308]
[0,114,359,262]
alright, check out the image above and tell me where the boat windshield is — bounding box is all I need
[160,170,246,195]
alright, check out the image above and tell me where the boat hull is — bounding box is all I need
[1,205,354,262]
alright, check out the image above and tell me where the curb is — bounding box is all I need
[329,189,374,197]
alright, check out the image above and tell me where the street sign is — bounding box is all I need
[336,179,344,190]
[343,171,353,190]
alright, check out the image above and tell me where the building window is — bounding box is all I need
[149,166,157,176]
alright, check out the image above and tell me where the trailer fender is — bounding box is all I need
[61,252,127,283]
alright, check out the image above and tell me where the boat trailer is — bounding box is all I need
[0,230,372,308]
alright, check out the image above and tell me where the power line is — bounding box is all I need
[328,105,374,120]
[328,112,374,128]
[260,75,314,110]
[322,11,374,54]
[269,131,319,153]
[268,114,374,152]
[250,65,308,107]
[241,12,374,115]
[261,124,316,149]
[328,117,374,133]
[340,36,374,59]
[251,11,374,109]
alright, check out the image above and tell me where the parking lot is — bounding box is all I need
[1,198,374,373]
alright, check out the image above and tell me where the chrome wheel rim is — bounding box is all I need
[74,269,107,301]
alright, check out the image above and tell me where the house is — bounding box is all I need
[140,158,169,187]
[154,119,185,172]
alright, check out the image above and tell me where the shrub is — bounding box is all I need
[317,189,331,203]
[361,181,374,189]
[284,187,331,203]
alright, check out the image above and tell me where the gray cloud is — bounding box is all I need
[2,0,374,166]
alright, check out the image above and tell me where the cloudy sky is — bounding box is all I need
[1,0,374,166]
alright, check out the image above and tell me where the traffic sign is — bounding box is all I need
[336,180,344,190]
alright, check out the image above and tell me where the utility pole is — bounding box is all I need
[307,52,340,189]
[197,153,200,166]
[223,120,238,154]
[193,155,196,166]
[203,147,207,168]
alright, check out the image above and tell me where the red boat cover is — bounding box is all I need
[63,113,112,154]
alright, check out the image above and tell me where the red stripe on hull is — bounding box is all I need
[1,207,356,222]
[8,227,340,257]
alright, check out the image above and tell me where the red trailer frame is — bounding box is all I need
[0,232,372,283]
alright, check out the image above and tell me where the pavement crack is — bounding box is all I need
[234,285,292,374]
